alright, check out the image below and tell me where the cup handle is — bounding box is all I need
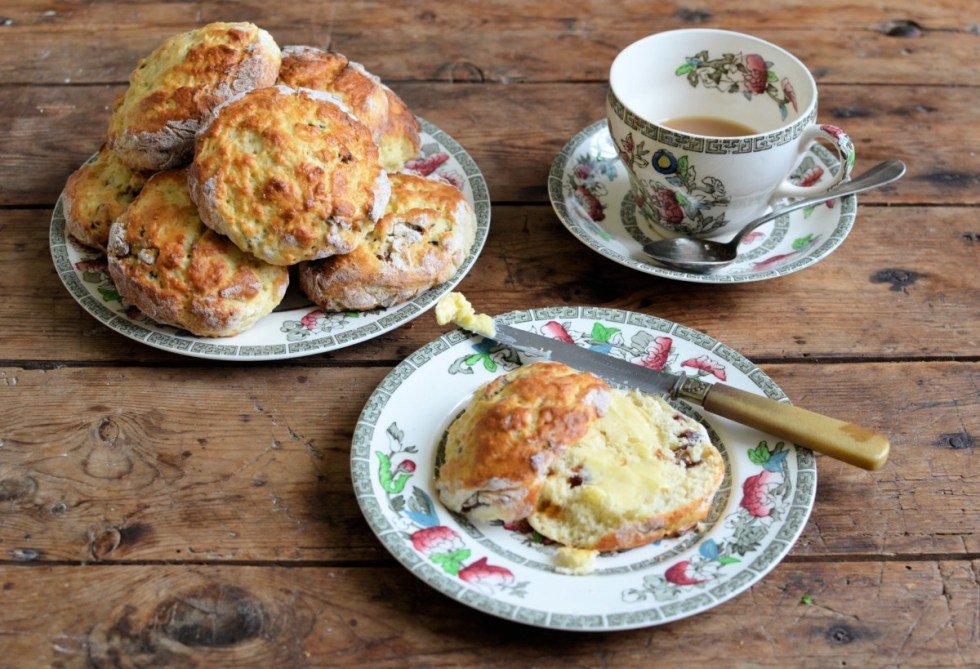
[769,124,856,201]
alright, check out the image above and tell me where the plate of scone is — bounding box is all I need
[352,307,817,630]
[50,22,489,359]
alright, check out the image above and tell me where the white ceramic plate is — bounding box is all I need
[49,118,490,360]
[352,307,816,630]
[549,120,857,283]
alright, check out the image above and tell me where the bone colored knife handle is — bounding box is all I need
[700,383,890,470]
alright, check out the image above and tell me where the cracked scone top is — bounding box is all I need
[106,22,281,172]
[106,169,289,337]
[188,85,391,266]
[437,361,724,557]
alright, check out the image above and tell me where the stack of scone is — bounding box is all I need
[437,361,725,574]
[62,22,476,337]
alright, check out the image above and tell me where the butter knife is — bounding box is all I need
[492,323,889,470]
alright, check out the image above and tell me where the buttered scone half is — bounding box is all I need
[107,22,281,172]
[437,361,724,556]
[106,169,289,337]
[62,145,149,252]
[276,45,421,172]
[297,173,476,311]
[188,85,390,266]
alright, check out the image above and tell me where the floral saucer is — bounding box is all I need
[549,120,857,283]
[352,307,816,630]
[49,119,490,360]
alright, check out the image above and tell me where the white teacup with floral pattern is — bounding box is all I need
[607,29,855,238]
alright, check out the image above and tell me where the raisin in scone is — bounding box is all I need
[106,169,289,337]
[296,173,476,311]
[437,362,724,554]
[107,22,281,172]
[62,145,149,251]
[188,85,390,266]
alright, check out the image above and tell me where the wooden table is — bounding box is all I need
[2,1,977,666]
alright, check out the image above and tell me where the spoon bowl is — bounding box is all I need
[642,160,907,272]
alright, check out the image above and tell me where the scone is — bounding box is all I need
[437,362,724,554]
[62,145,149,251]
[297,173,476,311]
[437,362,612,523]
[106,169,289,337]
[188,85,390,266]
[106,22,281,172]
[276,44,421,172]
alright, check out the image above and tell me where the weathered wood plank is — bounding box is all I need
[1,83,977,207]
[0,363,974,563]
[0,560,976,667]
[2,203,976,363]
[0,2,975,85]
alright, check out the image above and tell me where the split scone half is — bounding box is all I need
[297,172,476,311]
[188,85,390,266]
[107,22,281,172]
[106,169,289,337]
[437,362,724,557]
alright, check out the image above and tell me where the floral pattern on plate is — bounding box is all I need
[550,120,858,284]
[352,307,816,630]
[49,119,490,360]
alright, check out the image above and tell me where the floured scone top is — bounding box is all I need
[437,361,725,563]
[188,85,391,266]
[63,145,149,251]
[297,173,476,311]
[437,362,612,523]
[107,22,281,172]
[106,169,289,337]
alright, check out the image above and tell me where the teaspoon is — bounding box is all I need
[641,159,907,272]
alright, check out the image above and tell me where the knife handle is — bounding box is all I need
[699,383,890,470]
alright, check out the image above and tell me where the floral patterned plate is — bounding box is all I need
[549,120,857,283]
[49,119,490,360]
[352,307,816,630]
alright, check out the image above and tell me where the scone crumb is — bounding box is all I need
[435,292,496,337]
[554,547,598,575]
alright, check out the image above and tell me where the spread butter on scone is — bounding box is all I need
[436,361,724,574]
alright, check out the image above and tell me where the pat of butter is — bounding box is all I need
[435,292,496,338]
[554,547,598,575]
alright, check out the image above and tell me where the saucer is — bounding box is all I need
[548,120,858,283]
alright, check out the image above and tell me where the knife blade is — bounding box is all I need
[493,323,889,470]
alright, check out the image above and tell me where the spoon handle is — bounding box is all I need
[699,383,890,470]
[731,159,907,246]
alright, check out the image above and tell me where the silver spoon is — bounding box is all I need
[642,159,907,272]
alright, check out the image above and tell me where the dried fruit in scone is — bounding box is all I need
[277,46,390,145]
[106,22,281,172]
[276,44,421,172]
[106,169,289,337]
[297,173,476,311]
[62,145,149,252]
[188,85,391,266]
[436,362,724,554]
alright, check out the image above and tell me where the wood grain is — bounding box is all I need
[0,561,976,667]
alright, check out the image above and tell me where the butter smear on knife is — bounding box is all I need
[435,292,496,338]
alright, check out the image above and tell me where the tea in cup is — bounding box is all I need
[607,29,855,238]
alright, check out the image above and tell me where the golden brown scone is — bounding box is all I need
[437,362,724,555]
[378,84,422,172]
[106,22,281,172]
[437,362,612,523]
[188,85,390,266]
[277,46,390,144]
[296,173,476,311]
[62,145,149,252]
[106,169,289,337]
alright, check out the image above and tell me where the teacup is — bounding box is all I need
[607,29,855,239]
